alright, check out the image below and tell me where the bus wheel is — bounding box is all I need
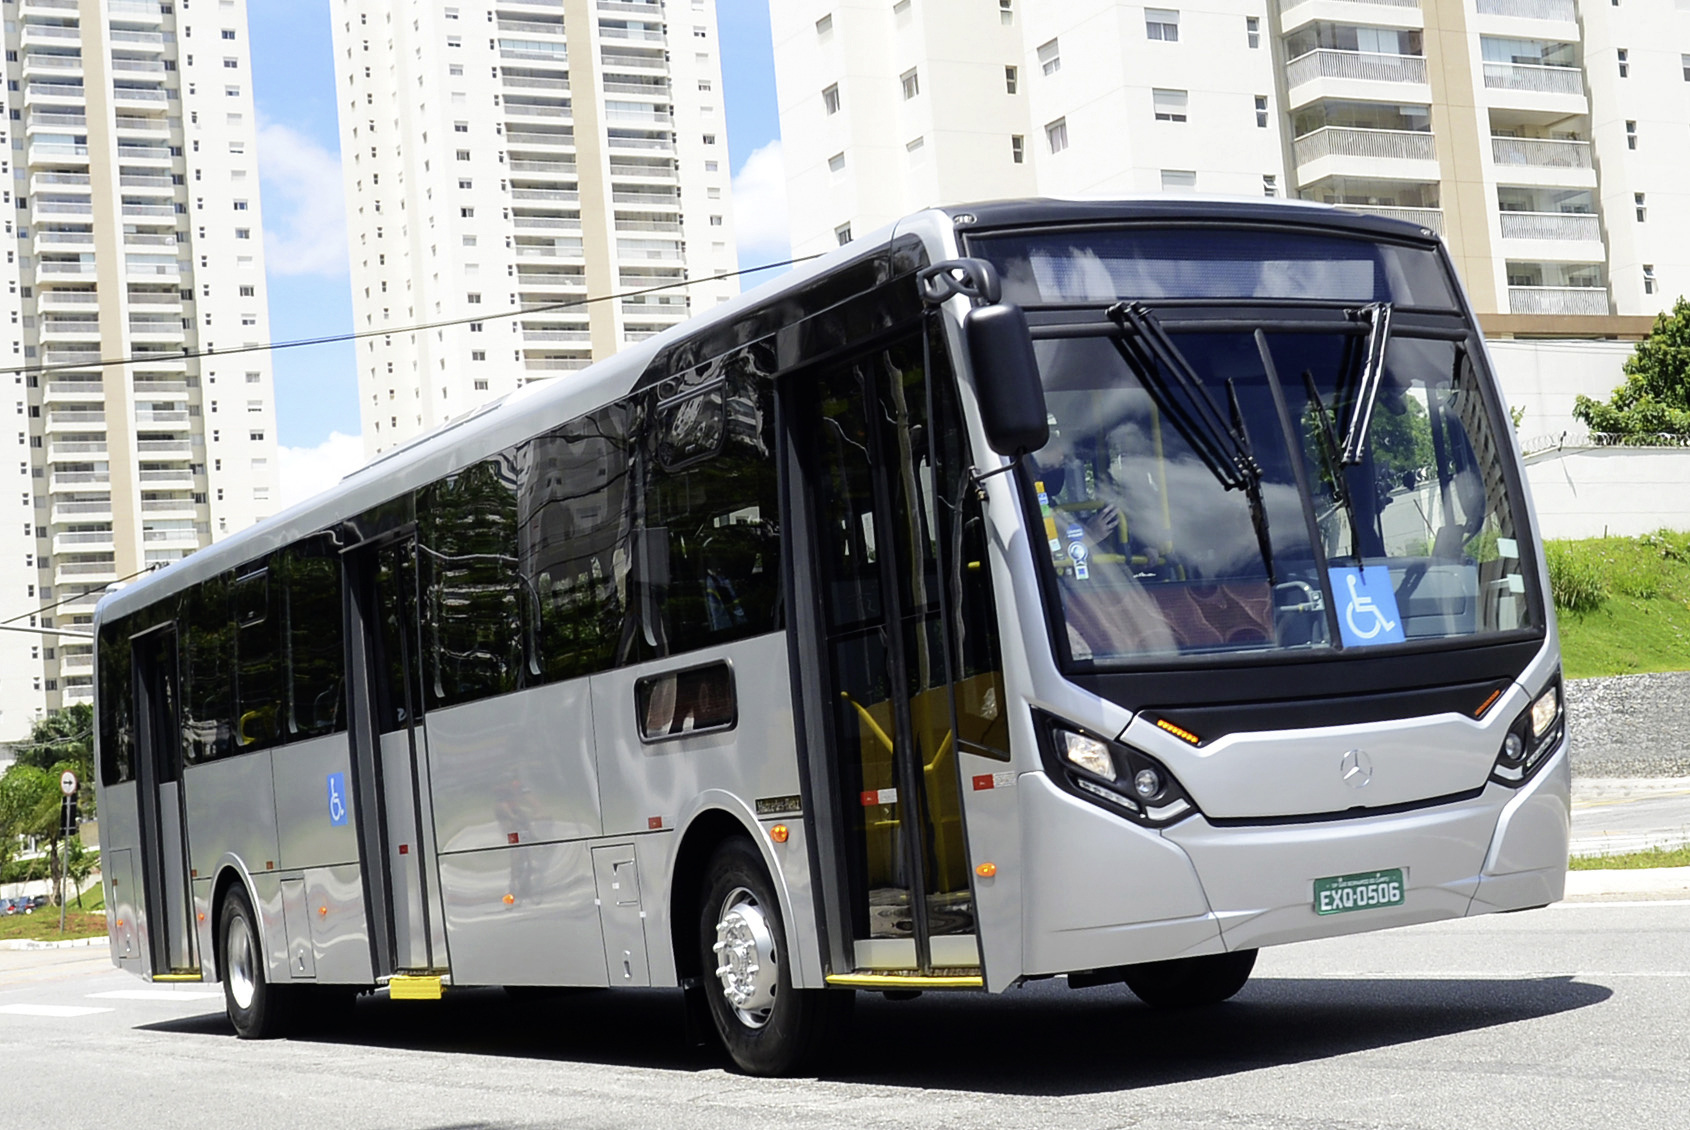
[219,889,293,1038]
[697,838,850,1076]
[1122,949,1258,1009]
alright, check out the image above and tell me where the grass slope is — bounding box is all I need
[1547,530,1690,679]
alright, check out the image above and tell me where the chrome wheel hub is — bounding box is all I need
[711,886,778,1028]
[227,914,257,1011]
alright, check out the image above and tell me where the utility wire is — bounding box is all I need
[1,564,159,628]
[1,253,824,381]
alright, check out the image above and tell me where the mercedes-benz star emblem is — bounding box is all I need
[1340,749,1373,789]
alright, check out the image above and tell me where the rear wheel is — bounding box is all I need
[697,838,851,1076]
[220,888,294,1038]
[1122,949,1257,1008]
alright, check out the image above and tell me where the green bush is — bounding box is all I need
[1545,543,1607,613]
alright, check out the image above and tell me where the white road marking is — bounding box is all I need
[1272,971,1690,980]
[1550,898,1690,908]
[87,989,222,1001]
[0,1004,114,1018]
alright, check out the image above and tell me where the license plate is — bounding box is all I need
[1313,868,1405,916]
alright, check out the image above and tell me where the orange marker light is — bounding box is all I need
[770,824,790,843]
[319,906,328,917]
[502,893,516,905]
[197,913,206,922]
[1155,718,1201,745]
[975,862,998,878]
[1473,688,1503,718]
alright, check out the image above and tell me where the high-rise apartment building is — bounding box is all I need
[774,0,1689,334]
[0,0,279,740]
[331,0,739,457]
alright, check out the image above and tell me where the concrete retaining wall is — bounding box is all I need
[1566,672,1690,779]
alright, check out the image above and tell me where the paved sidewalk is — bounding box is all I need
[1570,776,1690,857]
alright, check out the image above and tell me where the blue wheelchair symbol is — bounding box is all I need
[1330,566,1405,647]
[326,772,349,827]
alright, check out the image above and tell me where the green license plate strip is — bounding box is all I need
[1313,868,1405,916]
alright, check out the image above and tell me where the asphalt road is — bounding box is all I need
[3,900,1687,1130]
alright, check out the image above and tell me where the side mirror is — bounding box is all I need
[965,303,1049,457]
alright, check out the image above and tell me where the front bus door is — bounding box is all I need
[131,625,197,977]
[787,323,1009,980]
[345,533,448,979]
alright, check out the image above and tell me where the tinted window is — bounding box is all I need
[419,454,527,708]
[182,574,234,763]
[233,567,285,749]
[521,403,636,681]
[282,541,344,737]
[97,616,134,785]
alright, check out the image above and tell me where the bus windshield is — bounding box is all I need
[973,228,1541,665]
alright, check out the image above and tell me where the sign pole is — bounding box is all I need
[58,771,77,936]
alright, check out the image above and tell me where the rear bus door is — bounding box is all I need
[131,625,197,978]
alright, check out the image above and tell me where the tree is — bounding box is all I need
[0,764,59,889]
[1573,296,1690,441]
[12,703,95,819]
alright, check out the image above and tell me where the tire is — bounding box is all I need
[219,888,294,1038]
[697,838,851,1076]
[1122,949,1258,1009]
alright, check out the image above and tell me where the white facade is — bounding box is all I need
[0,0,278,740]
[330,0,738,458]
[775,0,1690,329]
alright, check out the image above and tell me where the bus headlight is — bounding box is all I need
[1491,671,1563,787]
[1036,711,1198,827]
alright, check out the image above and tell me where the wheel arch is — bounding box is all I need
[207,861,257,984]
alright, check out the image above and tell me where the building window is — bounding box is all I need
[1255,95,1269,128]
[246,371,261,383]
[224,57,239,69]
[239,285,255,297]
[1153,88,1188,122]
[233,200,248,210]
[461,207,474,218]
[471,350,486,361]
[447,35,462,47]
[1617,48,1628,78]
[1263,174,1278,197]
[1682,53,1690,81]
[235,228,250,239]
[1045,117,1068,153]
[828,152,846,173]
[454,121,469,133]
[822,83,840,114]
[1037,38,1060,76]
[1635,192,1646,222]
[222,28,237,39]
[906,136,924,154]
[250,431,264,441]
[1000,0,1013,26]
[1005,65,1018,94]
[457,149,471,160]
[1161,169,1196,192]
[1011,134,1025,163]
[901,68,920,100]
[703,133,717,144]
[835,223,852,245]
[1246,16,1260,48]
[1145,8,1179,41]
[467,293,481,304]
[474,379,490,390]
[1643,265,1656,295]
[816,13,832,35]
[1626,120,1637,149]
[710,214,724,225]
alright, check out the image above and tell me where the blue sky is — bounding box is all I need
[248,0,785,491]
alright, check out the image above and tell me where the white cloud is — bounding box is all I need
[276,431,367,510]
[256,122,349,278]
[731,140,791,274]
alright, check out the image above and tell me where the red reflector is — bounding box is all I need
[647,816,663,830]
[398,843,409,855]
[507,832,520,844]
[972,774,994,791]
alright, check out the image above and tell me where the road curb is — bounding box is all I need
[1563,864,1690,901]
[0,936,105,951]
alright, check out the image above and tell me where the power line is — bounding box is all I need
[1,253,823,381]
[1,564,158,628]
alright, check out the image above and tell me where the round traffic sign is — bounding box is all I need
[60,770,78,796]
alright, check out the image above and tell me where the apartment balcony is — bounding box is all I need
[505,131,575,150]
[620,298,688,318]
[616,238,685,262]
[136,439,193,455]
[39,291,100,309]
[116,144,173,163]
[137,467,195,486]
[512,188,579,203]
[1497,210,1599,242]
[125,234,182,252]
[118,172,175,190]
[521,329,591,343]
[111,87,169,105]
[110,57,167,76]
[56,560,119,578]
[125,257,182,279]
[129,322,186,341]
[1285,49,1428,100]
[1507,285,1607,315]
[128,291,184,309]
[516,275,588,290]
[496,19,564,36]
[514,242,586,259]
[612,190,680,207]
[1482,62,1583,97]
[39,318,101,339]
[31,171,91,193]
[121,202,176,219]
[34,199,95,217]
[53,500,114,520]
[140,498,196,516]
[21,0,80,12]
[501,74,570,91]
[109,29,168,48]
[22,54,85,78]
[133,410,189,425]
[50,470,111,491]
[38,261,99,277]
[605,135,675,154]
[60,651,95,672]
[108,0,166,21]
[1475,0,1575,19]
[597,0,665,15]
[604,80,671,99]
[600,48,666,71]
[26,111,88,133]
[29,143,91,165]
[46,410,106,430]
[508,159,577,176]
[1491,135,1591,172]
[25,82,88,104]
[512,216,582,232]
[142,526,200,545]
[20,24,80,46]
[608,161,679,181]
[42,349,102,366]
[133,379,189,394]
[600,24,666,43]
[615,220,684,234]
[524,358,591,372]
[45,379,105,399]
[1292,126,1437,185]
[499,41,567,64]
[504,102,572,121]
[114,115,170,135]
[48,439,109,459]
[54,530,116,552]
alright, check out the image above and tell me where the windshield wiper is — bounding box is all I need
[1301,368,1351,515]
[1340,302,1393,464]
[1106,302,1260,492]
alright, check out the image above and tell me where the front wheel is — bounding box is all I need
[1122,949,1258,1008]
[697,838,851,1075]
[220,888,294,1038]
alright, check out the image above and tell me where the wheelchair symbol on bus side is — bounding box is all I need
[1330,566,1406,648]
[327,772,349,827]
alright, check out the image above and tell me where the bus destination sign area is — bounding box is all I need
[1312,868,1407,915]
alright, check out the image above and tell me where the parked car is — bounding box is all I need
[0,896,31,915]
[27,895,49,910]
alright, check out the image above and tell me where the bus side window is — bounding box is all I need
[283,544,344,736]
[182,574,235,764]
[521,403,633,683]
[97,616,135,784]
[419,454,525,708]
[233,567,284,749]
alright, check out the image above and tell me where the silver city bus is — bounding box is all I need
[94,199,1568,1075]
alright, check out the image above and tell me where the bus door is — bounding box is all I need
[131,625,197,976]
[786,329,997,977]
[345,533,448,977]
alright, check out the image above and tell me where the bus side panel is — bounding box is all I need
[99,781,144,974]
[423,680,602,855]
[435,842,608,987]
[183,752,285,977]
[271,731,362,873]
